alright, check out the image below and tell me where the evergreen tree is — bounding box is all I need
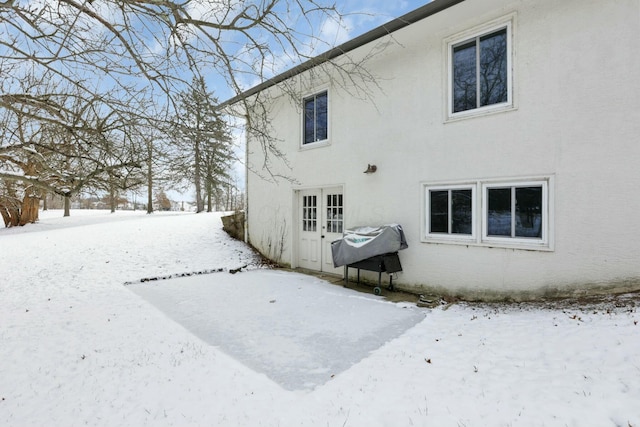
[170,78,234,213]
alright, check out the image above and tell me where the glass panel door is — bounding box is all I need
[326,193,343,234]
[302,195,317,232]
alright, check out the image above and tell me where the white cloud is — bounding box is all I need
[318,13,354,47]
[21,0,122,43]
[185,0,242,23]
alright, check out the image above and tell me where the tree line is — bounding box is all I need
[1,67,235,226]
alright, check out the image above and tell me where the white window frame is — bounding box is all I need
[423,183,477,243]
[301,89,330,148]
[481,179,550,249]
[445,14,515,121]
[422,176,553,251]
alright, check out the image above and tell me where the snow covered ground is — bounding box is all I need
[1,210,639,427]
[128,270,425,391]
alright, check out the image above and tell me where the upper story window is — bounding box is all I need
[447,16,514,119]
[303,91,328,145]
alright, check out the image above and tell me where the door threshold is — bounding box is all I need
[293,267,343,281]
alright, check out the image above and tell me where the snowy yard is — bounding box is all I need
[1,210,639,427]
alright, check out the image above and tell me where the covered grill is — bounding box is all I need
[331,224,408,294]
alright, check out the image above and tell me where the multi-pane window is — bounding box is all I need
[429,188,473,235]
[486,185,543,239]
[450,24,510,115]
[303,91,328,144]
[326,193,343,233]
[424,179,550,249]
[302,195,317,231]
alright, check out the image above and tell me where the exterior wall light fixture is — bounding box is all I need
[364,164,377,174]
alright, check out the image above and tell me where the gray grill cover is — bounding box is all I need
[331,224,408,267]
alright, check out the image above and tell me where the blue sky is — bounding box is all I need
[209,0,432,100]
[337,1,431,38]
[319,1,432,49]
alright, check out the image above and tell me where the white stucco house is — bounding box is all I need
[221,0,640,299]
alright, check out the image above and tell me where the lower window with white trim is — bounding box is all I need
[426,184,476,241]
[423,177,551,250]
[482,181,548,246]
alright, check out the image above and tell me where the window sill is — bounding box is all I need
[423,235,476,245]
[300,140,330,151]
[445,103,516,123]
[422,237,553,252]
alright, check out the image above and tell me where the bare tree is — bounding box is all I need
[1,0,378,226]
[0,78,147,223]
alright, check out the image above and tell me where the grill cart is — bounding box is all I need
[331,224,408,295]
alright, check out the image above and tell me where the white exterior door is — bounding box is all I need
[321,188,344,274]
[298,189,322,270]
[297,187,344,273]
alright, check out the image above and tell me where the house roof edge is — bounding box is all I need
[217,0,465,110]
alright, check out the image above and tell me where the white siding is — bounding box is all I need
[245,0,640,297]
